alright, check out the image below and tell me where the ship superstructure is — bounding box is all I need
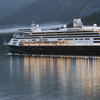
[5,18,100,55]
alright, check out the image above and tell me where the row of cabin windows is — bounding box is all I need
[13,38,90,42]
[94,41,100,43]
[25,36,95,38]
[94,38,100,40]
[58,38,90,41]
[13,40,18,41]
[18,41,100,44]
[27,33,99,36]
[31,31,94,34]
[16,35,100,39]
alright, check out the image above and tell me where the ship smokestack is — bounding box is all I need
[73,18,83,28]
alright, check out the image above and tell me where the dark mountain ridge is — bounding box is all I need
[82,11,100,26]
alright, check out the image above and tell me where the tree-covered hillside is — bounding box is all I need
[68,11,100,27]
[82,11,100,26]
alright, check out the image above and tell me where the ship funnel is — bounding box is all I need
[31,21,35,32]
[73,18,83,28]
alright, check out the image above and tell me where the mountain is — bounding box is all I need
[67,11,100,28]
[0,0,100,26]
[82,11,100,26]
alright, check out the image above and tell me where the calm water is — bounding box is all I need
[0,54,100,100]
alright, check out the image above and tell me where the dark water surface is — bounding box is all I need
[0,54,100,100]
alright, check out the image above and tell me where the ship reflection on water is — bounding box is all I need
[1,56,100,100]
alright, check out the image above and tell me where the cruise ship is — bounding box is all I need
[5,18,100,56]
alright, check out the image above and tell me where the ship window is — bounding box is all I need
[26,33,30,34]
[13,40,18,41]
[94,41,100,43]
[85,38,90,40]
[44,41,50,44]
[94,38,100,40]
[79,38,83,40]
[13,42,17,44]
[58,39,62,40]
[75,39,78,40]
[19,33,23,35]
[51,41,57,44]
[64,39,73,40]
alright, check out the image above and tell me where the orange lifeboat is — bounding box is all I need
[65,41,71,44]
[19,41,24,45]
[24,41,29,44]
[19,41,23,44]
[30,41,36,43]
[37,41,43,43]
[58,41,64,43]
